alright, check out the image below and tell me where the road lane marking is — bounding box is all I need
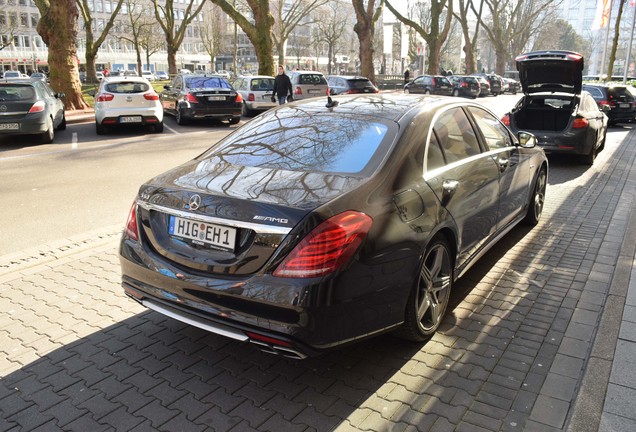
[164,123,179,134]
[72,132,78,149]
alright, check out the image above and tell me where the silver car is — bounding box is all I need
[289,71,329,100]
[232,75,276,116]
[94,77,163,134]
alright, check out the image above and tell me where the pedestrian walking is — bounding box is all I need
[404,69,410,84]
[272,65,293,105]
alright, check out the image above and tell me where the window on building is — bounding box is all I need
[30,14,38,28]
[20,13,28,27]
[0,13,6,26]
[96,0,103,13]
[19,0,26,5]
[105,1,111,13]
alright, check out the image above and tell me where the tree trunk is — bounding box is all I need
[278,39,286,67]
[85,51,98,84]
[607,0,627,79]
[495,45,507,75]
[427,40,442,75]
[167,41,178,74]
[35,0,88,110]
[354,23,375,82]
[463,42,476,74]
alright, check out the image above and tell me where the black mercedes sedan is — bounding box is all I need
[160,73,242,126]
[120,94,548,359]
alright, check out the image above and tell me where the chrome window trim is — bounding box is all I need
[138,201,293,235]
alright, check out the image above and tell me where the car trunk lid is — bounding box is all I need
[516,50,584,94]
[136,159,367,276]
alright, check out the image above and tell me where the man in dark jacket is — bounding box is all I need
[271,65,293,105]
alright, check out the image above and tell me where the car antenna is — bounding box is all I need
[326,96,339,108]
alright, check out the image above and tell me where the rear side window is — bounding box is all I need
[432,107,481,163]
[105,82,150,93]
[584,86,604,99]
[200,111,394,175]
[608,86,634,99]
[348,79,373,89]
[186,77,231,89]
[0,85,35,101]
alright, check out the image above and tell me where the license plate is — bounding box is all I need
[120,116,142,123]
[168,216,236,251]
[208,96,225,101]
[309,89,322,94]
[262,94,272,99]
[0,123,19,130]
[620,103,630,108]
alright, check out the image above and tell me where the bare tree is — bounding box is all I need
[313,1,348,74]
[352,0,383,82]
[453,0,483,74]
[76,0,124,83]
[0,3,19,51]
[386,0,453,76]
[208,0,275,75]
[607,0,628,79]
[34,0,88,110]
[119,0,153,74]
[199,3,225,70]
[271,0,328,66]
[152,0,207,75]
[471,0,560,74]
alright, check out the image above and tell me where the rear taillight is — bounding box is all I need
[598,100,610,106]
[143,92,159,101]
[125,202,139,241]
[28,101,46,113]
[235,93,243,103]
[460,82,468,88]
[96,93,114,102]
[247,93,255,101]
[572,117,589,128]
[185,93,198,103]
[294,87,302,95]
[273,211,372,278]
[501,114,510,126]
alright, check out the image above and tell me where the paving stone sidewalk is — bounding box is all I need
[1,129,636,431]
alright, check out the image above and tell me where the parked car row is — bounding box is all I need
[404,73,518,98]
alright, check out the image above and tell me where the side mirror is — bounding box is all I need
[517,131,537,148]
[56,92,65,99]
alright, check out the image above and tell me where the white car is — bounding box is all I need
[94,76,163,134]
[141,71,156,81]
[231,75,276,116]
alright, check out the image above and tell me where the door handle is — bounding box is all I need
[442,179,459,205]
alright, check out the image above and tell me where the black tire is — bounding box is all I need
[41,117,54,144]
[524,167,547,226]
[404,88,410,94]
[153,122,164,133]
[176,108,187,125]
[452,89,459,97]
[396,237,453,342]
[57,113,67,131]
[241,103,252,117]
[598,129,607,151]
[228,117,240,125]
[424,89,431,95]
[96,122,107,135]
[581,146,596,165]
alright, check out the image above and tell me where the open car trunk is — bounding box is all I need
[511,95,575,132]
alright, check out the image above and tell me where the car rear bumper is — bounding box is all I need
[0,112,48,135]
[521,128,592,155]
[180,105,242,119]
[119,235,412,358]
[246,101,277,110]
[96,107,163,124]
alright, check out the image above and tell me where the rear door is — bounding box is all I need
[424,107,500,268]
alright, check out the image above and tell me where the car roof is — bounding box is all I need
[283,93,468,123]
[101,76,150,84]
[242,75,274,79]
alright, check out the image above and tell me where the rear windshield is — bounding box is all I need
[298,74,328,85]
[608,86,634,99]
[105,82,150,93]
[186,77,231,89]
[464,77,478,84]
[250,78,275,91]
[199,110,394,175]
[347,79,374,89]
[0,85,35,101]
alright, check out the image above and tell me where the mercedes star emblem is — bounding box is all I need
[189,194,201,211]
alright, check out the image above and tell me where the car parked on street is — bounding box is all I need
[94,76,163,134]
[582,83,636,126]
[141,71,156,81]
[0,79,66,143]
[120,93,548,359]
[503,50,608,165]
[403,75,452,96]
[474,76,491,97]
[448,75,481,98]
[161,73,242,125]
[231,75,276,116]
[503,77,521,94]
[3,71,26,79]
[29,72,48,82]
[327,75,379,95]
[289,70,329,100]
[156,71,169,80]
